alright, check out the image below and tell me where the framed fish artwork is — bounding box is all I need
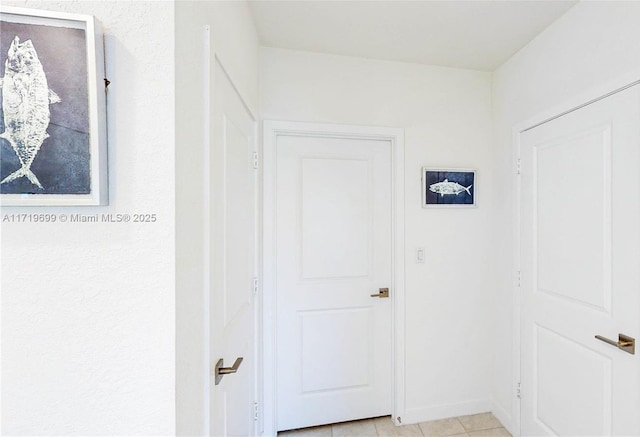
[0,6,107,206]
[422,168,476,207]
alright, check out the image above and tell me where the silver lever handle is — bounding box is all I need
[214,357,243,385]
[595,333,635,355]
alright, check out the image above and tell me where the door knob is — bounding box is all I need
[595,333,635,355]
[370,288,389,298]
[214,357,243,385]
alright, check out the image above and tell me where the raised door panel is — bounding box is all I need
[301,157,371,280]
[535,126,611,312]
[223,115,254,327]
[300,307,373,393]
[534,326,611,435]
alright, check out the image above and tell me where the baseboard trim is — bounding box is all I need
[402,399,491,425]
[491,399,513,434]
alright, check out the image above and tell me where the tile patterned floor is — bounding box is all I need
[278,412,511,437]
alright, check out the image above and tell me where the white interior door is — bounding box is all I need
[210,59,257,437]
[275,134,392,431]
[520,85,640,436]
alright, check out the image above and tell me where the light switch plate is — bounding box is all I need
[415,247,425,263]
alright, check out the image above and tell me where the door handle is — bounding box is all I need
[214,357,243,385]
[370,288,389,298]
[595,333,635,355]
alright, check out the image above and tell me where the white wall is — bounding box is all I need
[492,1,640,431]
[175,1,259,435]
[1,1,175,435]
[260,47,494,423]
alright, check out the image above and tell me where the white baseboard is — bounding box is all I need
[401,399,491,425]
[491,399,513,434]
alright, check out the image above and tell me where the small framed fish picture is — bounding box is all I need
[422,168,476,208]
[0,6,107,206]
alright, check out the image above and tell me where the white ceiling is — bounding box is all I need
[248,0,578,71]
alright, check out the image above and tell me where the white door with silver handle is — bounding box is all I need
[519,85,640,436]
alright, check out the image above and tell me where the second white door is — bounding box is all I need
[275,133,392,431]
[519,85,640,436]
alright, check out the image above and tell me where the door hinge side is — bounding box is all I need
[253,277,258,295]
[253,402,259,421]
[252,151,259,170]
[517,270,521,288]
[516,381,522,399]
[516,158,521,175]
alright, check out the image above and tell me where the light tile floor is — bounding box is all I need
[278,413,511,437]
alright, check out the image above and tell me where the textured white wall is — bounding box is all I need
[175,1,259,435]
[260,47,494,423]
[1,1,175,435]
[491,1,640,431]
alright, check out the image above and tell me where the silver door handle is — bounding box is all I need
[214,357,243,385]
[595,334,635,355]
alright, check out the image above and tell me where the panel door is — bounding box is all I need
[210,59,257,437]
[275,134,392,431]
[520,85,640,436]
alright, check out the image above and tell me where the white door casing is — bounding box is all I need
[263,122,405,435]
[519,85,640,436]
[209,56,258,437]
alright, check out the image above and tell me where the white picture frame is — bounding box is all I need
[0,6,107,206]
[422,167,477,208]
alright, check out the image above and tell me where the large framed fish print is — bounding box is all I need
[422,168,476,207]
[0,6,107,206]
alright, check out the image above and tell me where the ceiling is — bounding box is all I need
[248,0,577,71]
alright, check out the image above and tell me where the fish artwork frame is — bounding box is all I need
[422,168,477,208]
[0,6,107,206]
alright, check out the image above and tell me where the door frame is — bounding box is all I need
[511,70,640,437]
[262,120,405,435]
